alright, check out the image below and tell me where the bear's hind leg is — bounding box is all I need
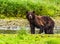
[44,28,54,34]
[48,28,54,34]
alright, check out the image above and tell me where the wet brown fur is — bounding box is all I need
[26,11,55,34]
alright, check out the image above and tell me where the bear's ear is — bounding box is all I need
[26,11,28,14]
[33,11,35,13]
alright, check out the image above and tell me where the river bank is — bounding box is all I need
[0,17,60,34]
[0,17,60,27]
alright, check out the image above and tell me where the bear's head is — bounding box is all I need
[26,11,35,20]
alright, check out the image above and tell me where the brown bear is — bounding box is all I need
[26,11,55,34]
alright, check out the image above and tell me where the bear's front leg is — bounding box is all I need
[39,27,43,34]
[30,24,35,34]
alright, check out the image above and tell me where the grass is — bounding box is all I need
[0,34,60,44]
[0,34,17,44]
[0,29,60,44]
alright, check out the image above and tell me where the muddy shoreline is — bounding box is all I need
[0,19,60,34]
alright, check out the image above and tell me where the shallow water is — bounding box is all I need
[0,26,60,34]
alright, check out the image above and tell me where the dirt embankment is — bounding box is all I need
[0,18,60,27]
[0,19,29,27]
[0,17,60,27]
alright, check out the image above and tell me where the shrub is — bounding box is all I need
[0,0,60,18]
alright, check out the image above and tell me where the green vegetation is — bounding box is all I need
[0,0,60,18]
[0,0,60,44]
[0,29,60,44]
